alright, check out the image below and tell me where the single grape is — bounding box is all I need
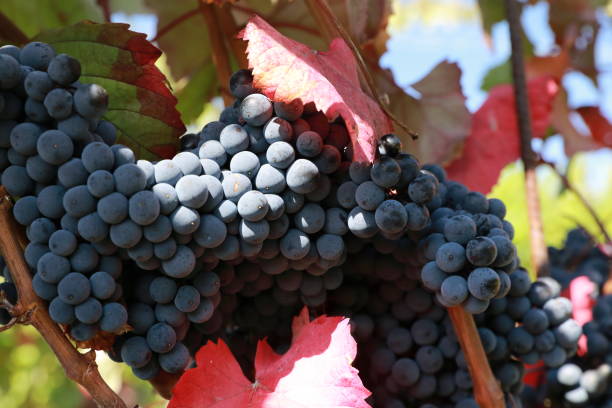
[63,185,96,218]
[24,70,54,101]
[77,213,109,243]
[168,206,199,236]
[347,207,378,238]
[240,93,273,126]
[312,145,341,175]
[128,190,160,226]
[371,156,401,188]
[49,297,75,325]
[43,88,73,120]
[82,142,114,172]
[20,42,56,70]
[10,122,42,156]
[229,69,254,99]
[97,192,128,225]
[161,246,196,279]
[355,181,385,211]
[121,336,152,369]
[100,302,128,333]
[439,276,468,306]
[391,358,421,387]
[408,172,438,204]
[37,252,70,284]
[109,219,142,248]
[375,200,408,234]
[57,272,91,305]
[13,195,40,226]
[219,124,249,155]
[467,267,500,300]
[147,322,177,354]
[57,158,89,188]
[74,83,108,119]
[254,163,286,194]
[34,129,73,165]
[90,271,116,300]
[263,117,293,144]
[75,297,103,324]
[97,120,117,146]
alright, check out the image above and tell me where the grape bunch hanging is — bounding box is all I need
[0,41,585,407]
[521,230,612,408]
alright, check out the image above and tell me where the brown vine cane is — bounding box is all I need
[0,186,127,408]
[448,306,505,408]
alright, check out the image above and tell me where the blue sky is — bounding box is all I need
[111,1,612,169]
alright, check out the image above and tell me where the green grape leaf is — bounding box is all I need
[0,0,103,40]
[481,59,512,91]
[36,22,184,160]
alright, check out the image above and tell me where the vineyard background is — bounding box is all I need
[0,0,611,407]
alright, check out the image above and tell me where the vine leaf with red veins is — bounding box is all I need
[240,15,392,163]
[445,76,558,194]
[169,308,371,408]
[36,22,185,160]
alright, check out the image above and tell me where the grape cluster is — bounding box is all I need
[0,42,135,342]
[548,228,610,289]
[1,40,581,403]
[1,42,227,377]
[321,243,523,408]
[474,271,582,368]
[105,265,222,379]
[417,189,518,313]
[532,295,612,407]
[528,298,611,407]
[521,230,612,408]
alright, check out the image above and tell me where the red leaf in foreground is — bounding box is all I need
[445,76,558,194]
[240,15,392,163]
[169,308,371,408]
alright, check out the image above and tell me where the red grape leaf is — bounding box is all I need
[36,22,184,161]
[576,106,612,148]
[400,61,470,164]
[240,15,393,163]
[445,76,558,194]
[169,308,371,408]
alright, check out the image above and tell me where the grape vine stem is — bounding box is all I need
[96,0,111,23]
[448,306,505,408]
[217,4,249,70]
[504,0,549,277]
[199,1,234,106]
[0,187,127,408]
